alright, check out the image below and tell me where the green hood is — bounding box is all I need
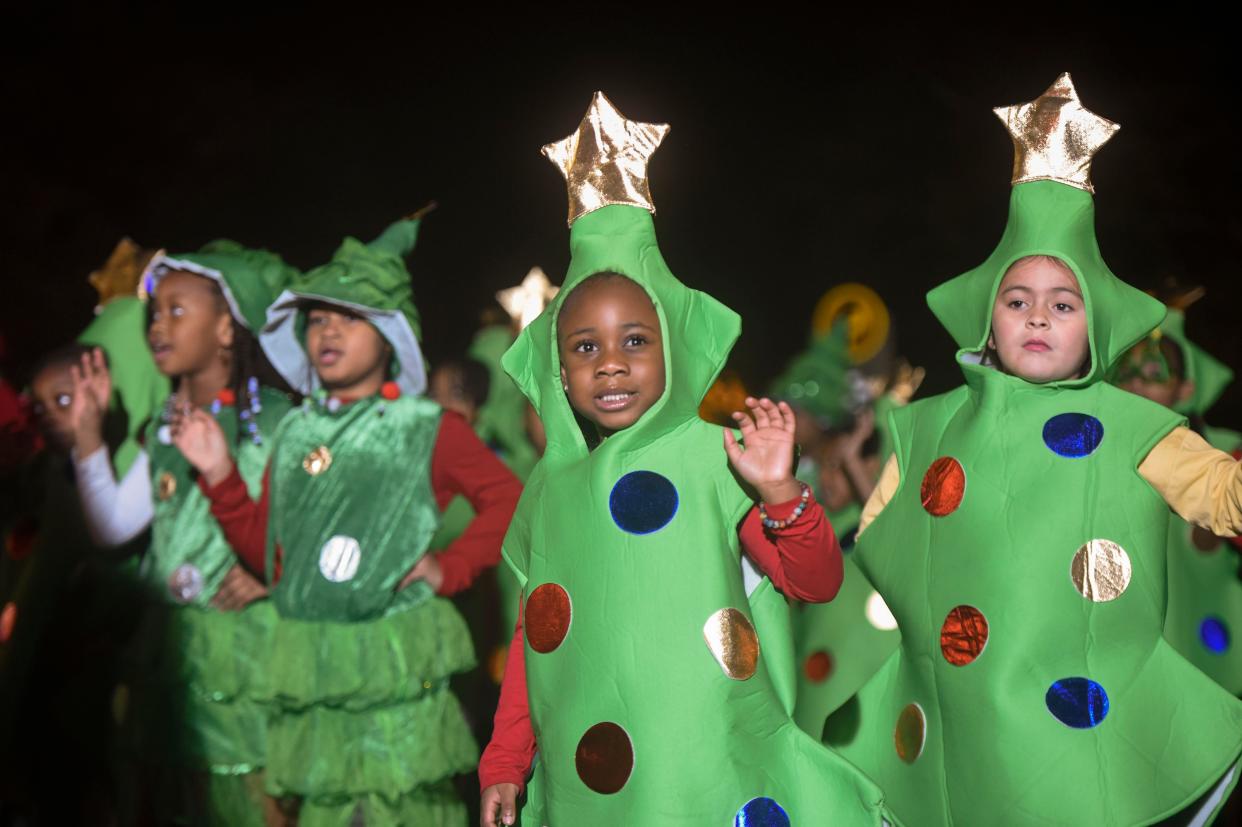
[502,205,739,465]
[145,240,298,334]
[262,218,427,396]
[926,178,1165,390]
[469,324,536,468]
[769,319,853,426]
[1160,308,1234,416]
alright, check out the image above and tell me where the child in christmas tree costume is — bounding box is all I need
[825,74,1242,826]
[477,92,894,827]
[1112,298,1242,695]
[71,240,297,826]
[173,214,523,826]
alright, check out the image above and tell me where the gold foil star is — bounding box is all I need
[90,237,157,308]
[994,72,1120,193]
[497,266,559,330]
[542,91,670,226]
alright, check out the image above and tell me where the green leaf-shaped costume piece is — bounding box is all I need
[828,78,1242,826]
[133,243,298,809]
[499,92,894,825]
[254,219,477,824]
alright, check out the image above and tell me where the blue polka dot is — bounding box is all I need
[1201,616,1230,654]
[609,472,678,535]
[1046,677,1109,728]
[1043,413,1105,458]
[735,797,790,827]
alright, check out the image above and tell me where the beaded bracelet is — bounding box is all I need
[758,482,811,530]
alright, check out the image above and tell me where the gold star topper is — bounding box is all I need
[542,91,670,226]
[497,266,559,330]
[994,72,1120,193]
[90,237,157,309]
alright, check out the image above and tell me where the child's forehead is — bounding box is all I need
[155,269,216,295]
[998,258,1082,293]
[558,274,657,324]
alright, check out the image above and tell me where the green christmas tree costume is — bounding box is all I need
[1145,310,1242,695]
[498,92,894,826]
[127,242,296,824]
[826,75,1242,826]
[258,218,476,827]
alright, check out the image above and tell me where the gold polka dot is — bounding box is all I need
[303,445,333,476]
[157,471,177,500]
[1070,540,1132,603]
[422,680,432,690]
[703,607,760,680]
[894,703,926,763]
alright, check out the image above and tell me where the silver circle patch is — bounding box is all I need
[319,535,362,583]
[168,564,204,603]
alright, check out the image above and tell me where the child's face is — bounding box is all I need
[429,366,478,424]
[987,258,1089,383]
[557,276,666,436]
[305,306,390,393]
[29,363,77,452]
[147,271,233,378]
[1115,344,1193,408]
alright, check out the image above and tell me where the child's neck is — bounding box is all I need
[323,372,385,403]
[178,360,232,408]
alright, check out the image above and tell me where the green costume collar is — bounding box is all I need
[262,219,427,397]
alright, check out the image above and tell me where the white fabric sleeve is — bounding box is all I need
[73,446,155,546]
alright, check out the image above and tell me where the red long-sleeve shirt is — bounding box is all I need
[478,490,843,791]
[198,410,522,596]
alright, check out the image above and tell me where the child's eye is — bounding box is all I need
[55,393,72,409]
[1054,303,1076,313]
[1007,300,1027,310]
[624,334,648,347]
[307,315,324,327]
[171,305,185,317]
[573,339,598,353]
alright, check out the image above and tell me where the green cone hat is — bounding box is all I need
[262,218,427,396]
[769,319,853,426]
[926,73,1167,387]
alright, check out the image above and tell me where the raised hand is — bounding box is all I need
[723,396,802,504]
[480,783,520,826]
[68,348,112,456]
[210,564,269,611]
[171,408,233,486]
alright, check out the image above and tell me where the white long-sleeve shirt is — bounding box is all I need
[74,446,156,546]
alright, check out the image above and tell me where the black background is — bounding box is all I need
[3,8,1240,424]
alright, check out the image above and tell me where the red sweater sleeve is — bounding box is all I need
[478,604,536,792]
[737,490,843,602]
[477,491,842,791]
[429,412,523,596]
[198,464,271,578]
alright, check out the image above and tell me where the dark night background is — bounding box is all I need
[2,9,1240,424]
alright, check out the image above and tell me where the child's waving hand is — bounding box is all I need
[723,396,803,505]
[172,408,233,486]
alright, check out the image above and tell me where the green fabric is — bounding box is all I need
[152,240,301,333]
[927,180,1168,386]
[261,394,476,808]
[267,395,441,622]
[470,324,540,480]
[500,204,893,825]
[830,174,1242,822]
[77,296,170,477]
[262,219,428,397]
[293,777,466,827]
[1160,309,1235,417]
[793,507,901,741]
[770,319,853,426]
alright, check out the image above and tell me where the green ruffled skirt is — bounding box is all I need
[262,596,478,825]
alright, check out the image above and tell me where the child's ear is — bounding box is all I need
[216,313,235,350]
[986,332,996,350]
[1177,379,1196,404]
[560,364,569,393]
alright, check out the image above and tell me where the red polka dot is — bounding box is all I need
[525,583,572,653]
[921,457,965,516]
[575,722,634,794]
[804,650,834,683]
[939,605,988,666]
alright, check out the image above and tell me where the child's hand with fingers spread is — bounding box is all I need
[68,348,112,455]
[172,408,233,486]
[723,396,802,504]
[480,783,520,826]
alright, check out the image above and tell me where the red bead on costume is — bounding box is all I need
[216,388,236,406]
[381,381,401,401]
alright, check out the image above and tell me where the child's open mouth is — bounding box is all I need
[318,347,343,366]
[595,390,637,412]
[150,342,173,362]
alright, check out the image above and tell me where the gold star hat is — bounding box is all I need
[502,91,743,458]
[926,73,1167,386]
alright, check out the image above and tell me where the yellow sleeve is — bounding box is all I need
[858,453,901,537]
[1139,426,1242,537]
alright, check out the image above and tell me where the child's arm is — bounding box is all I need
[409,412,522,596]
[857,454,900,537]
[479,606,537,824]
[737,491,843,602]
[174,409,271,578]
[1140,426,1242,536]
